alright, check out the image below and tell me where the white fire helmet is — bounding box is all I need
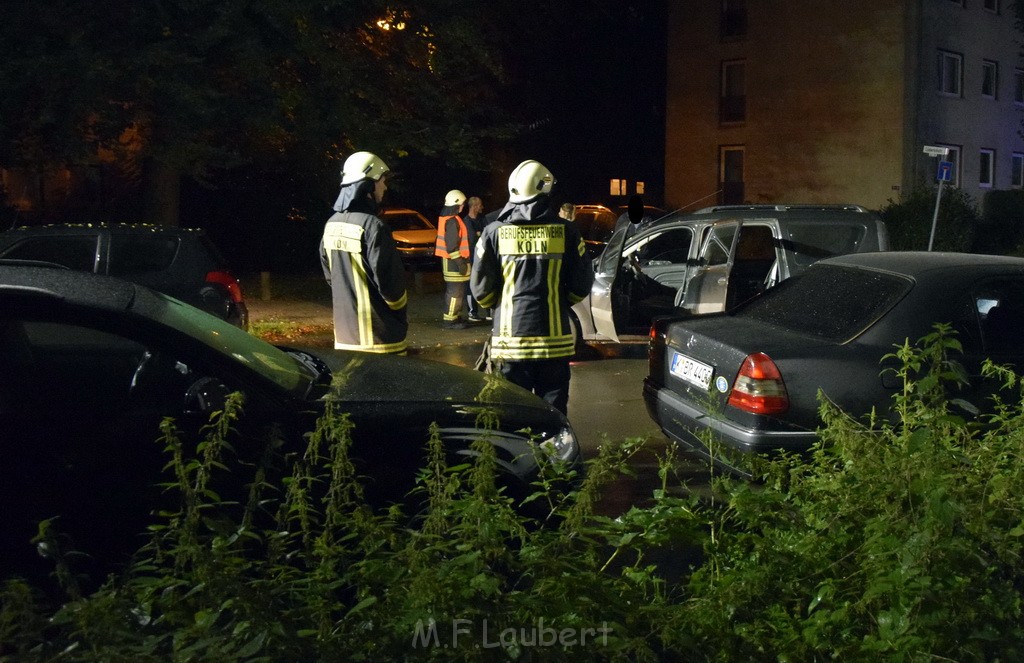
[341,151,390,185]
[444,189,466,207]
[507,160,556,203]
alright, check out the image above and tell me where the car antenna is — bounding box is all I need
[670,189,724,215]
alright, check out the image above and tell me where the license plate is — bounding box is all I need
[670,351,714,390]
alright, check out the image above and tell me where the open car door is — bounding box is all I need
[677,219,742,314]
[589,226,630,342]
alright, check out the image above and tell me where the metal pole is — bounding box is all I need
[927,178,945,251]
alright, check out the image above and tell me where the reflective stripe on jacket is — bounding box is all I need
[470,200,594,361]
[320,211,408,353]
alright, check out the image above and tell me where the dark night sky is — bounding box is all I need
[385,2,669,213]
[500,2,668,208]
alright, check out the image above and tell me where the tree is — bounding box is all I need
[0,0,513,225]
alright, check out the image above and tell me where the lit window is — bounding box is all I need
[980,149,995,188]
[982,61,998,99]
[1012,153,1024,188]
[938,51,963,97]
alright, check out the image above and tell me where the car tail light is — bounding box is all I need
[648,320,668,380]
[205,270,245,303]
[727,352,789,415]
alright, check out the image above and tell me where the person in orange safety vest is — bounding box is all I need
[435,189,471,329]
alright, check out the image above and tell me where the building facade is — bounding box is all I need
[664,0,1024,211]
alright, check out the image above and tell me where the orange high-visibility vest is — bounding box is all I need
[434,214,470,259]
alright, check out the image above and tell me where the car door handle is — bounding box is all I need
[717,277,728,285]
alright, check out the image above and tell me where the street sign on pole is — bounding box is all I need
[923,145,950,157]
[936,160,953,182]
[928,178,945,251]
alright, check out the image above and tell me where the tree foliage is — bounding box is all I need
[0,0,513,185]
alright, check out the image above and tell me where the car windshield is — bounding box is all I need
[385,212,434,231]
[781,221,869,269]
[146,294,317,396]
[575,210,618,243]
[735,264,912,342]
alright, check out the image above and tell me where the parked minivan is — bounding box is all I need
[571,204,889,344]
[0,223,248,328]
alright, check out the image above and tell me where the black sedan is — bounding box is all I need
[644,252,1024,463]
[0,263,581,582]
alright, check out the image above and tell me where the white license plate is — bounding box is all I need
[670,351,714,390]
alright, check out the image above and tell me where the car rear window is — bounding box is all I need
[735,264,911,342]
[109,234,179,276]
[781,221,869,268]
[0,235,99,271]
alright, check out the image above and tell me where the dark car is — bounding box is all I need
[0,263,581,583]
[644,252,1024,464]
[573,204,889,344]
[0,223,248,327]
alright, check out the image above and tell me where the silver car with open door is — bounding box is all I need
[571,204,889,346]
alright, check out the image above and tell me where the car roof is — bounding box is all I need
[691,204,871,214]
[2,222,207,235]
[821,251,1024,277]
[0,262,141,311]
[649,203,883,231]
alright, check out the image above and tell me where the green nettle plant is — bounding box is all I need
[4,325,1024,661]
[675,325,1024,661]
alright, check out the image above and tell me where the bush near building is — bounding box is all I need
[878,186,978,252]
[977,189,1024,256]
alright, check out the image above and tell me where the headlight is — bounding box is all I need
[539,427,578,462]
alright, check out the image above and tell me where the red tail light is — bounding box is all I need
[727,352,789,415]
[205,270,244,303]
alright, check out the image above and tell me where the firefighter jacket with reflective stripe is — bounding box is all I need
[320,211,409,353]
[470,199,594,361]
[435,210,471,281]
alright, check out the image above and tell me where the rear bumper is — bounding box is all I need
[642,378,816,455]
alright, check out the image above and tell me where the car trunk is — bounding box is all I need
[656,313,891,436]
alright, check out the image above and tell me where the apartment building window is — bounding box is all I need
[982,60,999,99]
[938,50,963,96]
[1012,153,1024,187]
[984,0,1000,13]
[947,0,964,6]
[720,60,746,123]
[719,146,745,204]
[720,0,747,39]
[980,149,995,188]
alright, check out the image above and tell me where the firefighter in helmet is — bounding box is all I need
[470,160,594,414]
[435,188,471,329]
[320,151,408,353]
